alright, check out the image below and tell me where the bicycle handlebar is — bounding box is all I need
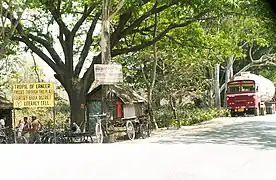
[92,114,107,118]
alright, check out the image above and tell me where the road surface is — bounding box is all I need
[2,114,276,180]
[121,114,276,149]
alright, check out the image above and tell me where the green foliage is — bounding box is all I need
[2,0,276,128]
[251,65,276,82]
[0,55,70,129]
[155,106,231,128]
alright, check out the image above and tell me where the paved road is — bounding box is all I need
[122,114,276,150]
[2,115,276,180]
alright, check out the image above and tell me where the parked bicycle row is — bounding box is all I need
[0,113,153,144]
[0,127,94,144]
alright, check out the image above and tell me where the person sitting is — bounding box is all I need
[0,118,5,129]
[71,122,81,133]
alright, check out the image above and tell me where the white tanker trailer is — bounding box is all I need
[226,72,276,116]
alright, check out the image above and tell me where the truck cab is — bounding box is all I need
[226,80,261,116]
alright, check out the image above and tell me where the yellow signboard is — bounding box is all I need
[13,82,54,108]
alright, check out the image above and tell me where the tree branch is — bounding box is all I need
[141,64,150,87]
[220,54,271,93]
[49,4,70,36]
[15,36,61,75]
[120,3,172,37]
[74,12,101,77]
[109,0,125,20]
[165,34,213,50]
[48,3,71,68]
[27,33,64,67]
[110,10,132,48]
[82,54,101,94]
[112,12,207,57]
[71,4,97,36]
[31,51,41,82]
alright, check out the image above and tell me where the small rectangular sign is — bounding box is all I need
[94,64,123,84]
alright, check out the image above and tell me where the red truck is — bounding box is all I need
[226,72,276,117]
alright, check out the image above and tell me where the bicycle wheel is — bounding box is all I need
[34,137,42,144]
[95,123,103,143]
[16,136,28,144]
[139,124,147,139]
[0,137,7,144]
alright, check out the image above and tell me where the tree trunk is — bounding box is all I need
[169,95,179,128]
[209,67,214,107]
[223,56,234,107]
[144,5,158,129]
[68,90,86,131]
[214,63,221,108]
[147,88,158,128]
[149,10,159,129]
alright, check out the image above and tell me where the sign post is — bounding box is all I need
[12,82,55,143]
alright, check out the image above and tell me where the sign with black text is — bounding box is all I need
[13,82,54,108]
[94,64,123,84]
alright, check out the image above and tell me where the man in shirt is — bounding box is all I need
[30,115,42,143]
[22,117,31,140]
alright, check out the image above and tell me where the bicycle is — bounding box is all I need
[0,128,8,144]
[93,113,113,144]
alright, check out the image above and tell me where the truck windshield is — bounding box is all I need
[228,85,240,93]
[241,84,255,92]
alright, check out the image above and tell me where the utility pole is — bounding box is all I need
[100,0,125,115]
[101,0,111,114]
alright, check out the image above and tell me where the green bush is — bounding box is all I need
[155,106,231,128]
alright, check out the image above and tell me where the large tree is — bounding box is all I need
[1,0,249,127]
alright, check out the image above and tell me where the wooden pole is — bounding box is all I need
[13,109,16,143]
[101,0,111,115]
[53,107,56,144]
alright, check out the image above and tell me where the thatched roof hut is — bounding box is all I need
[87,84,147,104]
[86,84,147,132]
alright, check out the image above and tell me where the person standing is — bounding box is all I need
[23,117,31,140]
[30,115,42,143]
[17,119,24,137]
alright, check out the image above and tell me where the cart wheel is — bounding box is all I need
[16,136,28,144]
[126,121,135,140]
[0,138,7,144]
[95,123,103,143]
[139,124,147,139]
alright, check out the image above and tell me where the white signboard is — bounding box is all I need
[94,64,123,84]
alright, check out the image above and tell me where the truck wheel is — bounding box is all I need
[271,105,275,114]
[230,111,235,117]
[254,108,260,116]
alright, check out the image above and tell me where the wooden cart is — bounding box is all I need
[93,114,151,143]
[87,85,152,143]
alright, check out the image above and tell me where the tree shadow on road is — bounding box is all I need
[152,120,276,150]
